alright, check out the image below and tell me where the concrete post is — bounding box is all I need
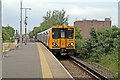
[0,0,2,79]
[20,0,22,47]
[0,0,2,60]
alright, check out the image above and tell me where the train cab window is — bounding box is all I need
[52,28,60,39]
[67,28,74,39]
[52,28,74,39]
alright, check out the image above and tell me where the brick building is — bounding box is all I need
[74,18,111,38]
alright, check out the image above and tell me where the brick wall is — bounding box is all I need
[74,18,111,38]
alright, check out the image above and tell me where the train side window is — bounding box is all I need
[46,32,48,35]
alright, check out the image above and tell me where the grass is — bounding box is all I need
[83,52,118,78]
[99,53,118,78]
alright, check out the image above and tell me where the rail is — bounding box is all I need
[69,56,115,80]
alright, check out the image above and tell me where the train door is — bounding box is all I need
[60,29,66,48]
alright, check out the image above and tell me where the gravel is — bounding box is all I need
[60,60,97,80]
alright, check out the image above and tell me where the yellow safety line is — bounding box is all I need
[0,34,2,38]
[36,43,53,78]
[2,45,5,53]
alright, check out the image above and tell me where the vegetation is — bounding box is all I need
[29,9,69,38]
[2,25,15,42]
[75,25,119,78]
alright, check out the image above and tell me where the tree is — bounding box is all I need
[29,9,69,38]
[2,26,15,42]
[43,9,68,26]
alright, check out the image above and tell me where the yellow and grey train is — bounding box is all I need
[37,26,75,55]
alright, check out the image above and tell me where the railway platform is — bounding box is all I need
[2,42,73,79]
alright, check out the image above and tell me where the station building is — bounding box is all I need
[74,18,111,38]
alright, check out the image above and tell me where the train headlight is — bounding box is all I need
[68,42,74,46]
[70,42,74,46]
[52,42,58,47]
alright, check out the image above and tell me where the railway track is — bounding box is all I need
[59,56,115,80]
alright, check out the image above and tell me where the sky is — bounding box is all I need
[2,0,119,34]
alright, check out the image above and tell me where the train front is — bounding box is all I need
[50,26,75,55]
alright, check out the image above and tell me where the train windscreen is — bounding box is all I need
[52,28,60,39]
[66,28,74,39]
[52,28,74,39]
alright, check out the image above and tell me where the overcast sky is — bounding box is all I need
[2,0,119,34]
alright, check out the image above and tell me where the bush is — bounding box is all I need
[76,26,120,62]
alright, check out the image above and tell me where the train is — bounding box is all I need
[37,26,75,55]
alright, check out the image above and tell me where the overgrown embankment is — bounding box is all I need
[75,26,120,78]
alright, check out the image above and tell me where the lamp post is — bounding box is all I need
[22,8,31,45]
[0,0,2,79]
[20,0,22,47]
[0,0,2,60]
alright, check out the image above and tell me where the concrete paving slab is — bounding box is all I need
[2,43,42,78]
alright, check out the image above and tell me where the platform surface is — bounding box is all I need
[2,42,72,79]
[2,43,41,78]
